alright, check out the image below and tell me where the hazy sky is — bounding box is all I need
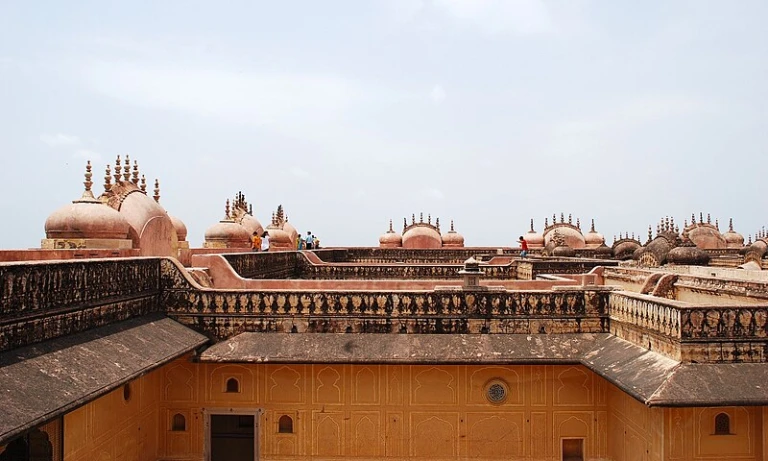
[1,0,766,248]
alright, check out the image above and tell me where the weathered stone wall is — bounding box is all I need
[336,247,517,264]
[517,259,619,281]
[0,258,162,352]
[222,251,301,279]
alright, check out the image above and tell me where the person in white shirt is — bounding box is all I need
[261,232,270,252]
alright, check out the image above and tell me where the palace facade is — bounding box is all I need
[2,159,768,461]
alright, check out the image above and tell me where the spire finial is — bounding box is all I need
[123,155,131,181]
[140,175,146,192]
[632,232,635,240]
[153,179,160,202]
[412,213,416,224]
[590,219,595,232]
[576,217,580,229]
[249,203,253,215]
[552,213,556,225]
[132,160,139,184]
[427,213,431,225]
[691,213,696,224]
[530,218,535,232]
[568,213,572,225]
[707,213,711,224]
[715,218,719,230]
[81,160,95,199]
[649,225,653,241]
[225,199,231,220]
[729,218,734,232]
[748,234,753,245]
[545,217,549,227]
[684,219,688,228]
[404,217,408,230]
[420,212,424,223]
[104,164,112,192]
[114,155,122,183]
[560,212,565,223]
[388,219,394,232]
[699,212,704,224]
[435,217,440,231]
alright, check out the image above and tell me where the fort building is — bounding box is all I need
[2,159,768,461]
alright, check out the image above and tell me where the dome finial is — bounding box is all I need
[114,155,122,183]
[132,160,139,185]
[748,234,753,245]
[590,218,595,232]
[123,155,131,181]
[420,212,424,223]
[404,217,408,230]
[249,203,253,215]
[576,217,580,229]
[707,213,711,224]
[545,217,549,227]
[140,175,146,192]
[715,218,719,230]
[649,225,653,241]
[224,199,231,220]
[388,219,394,232]
[427,213,431,225]
[81,160,95,199]
[450,219,455,232]
[684,218,688,227]
[435,217,440,231]
[412,213,416,225]
[699,212,704,224]
[560,212,565,223]
[104,164,112,192]
[729,218,734,232]
[691,213,696,224]
[153,179,160,202]
[568,213,572,224]
[530,218,535,232]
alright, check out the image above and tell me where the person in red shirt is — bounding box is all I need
[518,235,529,258]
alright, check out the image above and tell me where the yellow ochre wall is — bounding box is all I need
[62,366,163,461]
[159,360,613,460]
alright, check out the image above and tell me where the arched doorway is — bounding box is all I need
[0,429,52,461]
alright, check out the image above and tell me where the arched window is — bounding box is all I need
[278,415,293,433]
[225,378,240,393]
[172,413,186,431]
[715,413,731,435]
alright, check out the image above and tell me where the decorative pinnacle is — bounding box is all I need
[700,212,704,224]
[412,214,416,225]
[79,160,95,200]
[114,155,122,183]
[560,212,565,223]
[707,213,711,224]
[132,160,139,184]
[140,175,146,192]
[545,217,549,227]
[684,219,688,227]
[590,219,595,232]
[748,234,753,245]
[123,155,131,181]
[153,179,160,202]
[729,218,734,232]
[404,217,408,230]
[576,218,580,229]
[568,214,572,225]
[225,199,231,220]
[450,219,455,232]
[435,217,440,231]
[715,219,719,230]
[420,212,424,223]
[530,219,535,232]
[427,213,431,225]
[552,213,556,224]
[104,164,112,192]
[388,219,394,232]
[249,204,253,215]
[649,225,653,240]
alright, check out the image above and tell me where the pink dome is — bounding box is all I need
[544,226,586,249]
[687,225,726,250]
[45,199,130,240]
[239,214,264,237]
[283,220,298,245]
[723,219,744,248]
[170,214,187,241]
[441,221,464,247]
[204,220,251,247]
[379,231,402,247]
[402,225,442,249]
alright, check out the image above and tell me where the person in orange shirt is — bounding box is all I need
[251,232,262,252]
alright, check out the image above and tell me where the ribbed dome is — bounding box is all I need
[45,199,130,240]
[613,241,641,260]
[266,227,292,245]
[402,225,442,249]
[282,219,299,246]
[169,214,187,241]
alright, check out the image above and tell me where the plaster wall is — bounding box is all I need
[62,367,163,461]
[159,359,613,460]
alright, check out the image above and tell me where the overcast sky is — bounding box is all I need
[1,0,767,249]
